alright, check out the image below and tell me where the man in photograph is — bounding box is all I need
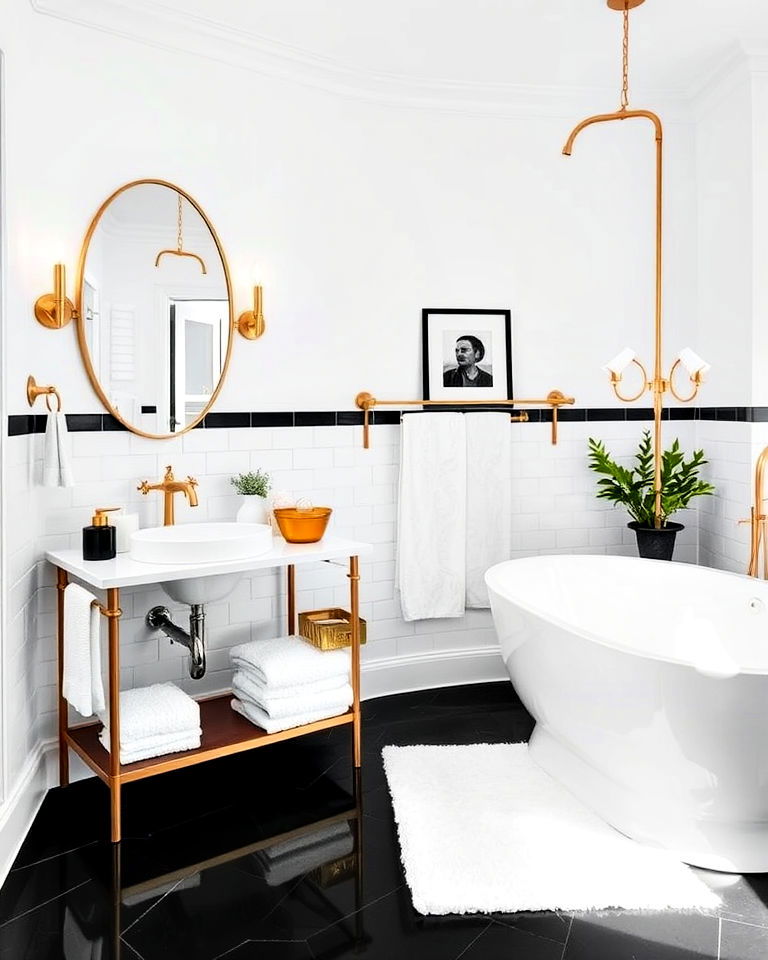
[443,335,493,387]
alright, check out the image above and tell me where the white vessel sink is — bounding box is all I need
[130,522,273,566]
[130,522,274,606]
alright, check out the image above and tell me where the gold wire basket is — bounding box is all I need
[298,608,367,651]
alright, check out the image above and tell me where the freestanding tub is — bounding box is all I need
[485,554,768,872]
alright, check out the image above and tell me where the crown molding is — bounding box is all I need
[31,0,692,122]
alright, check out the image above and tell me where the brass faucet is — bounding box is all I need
[742,446,768,578]
[138,465,199,526]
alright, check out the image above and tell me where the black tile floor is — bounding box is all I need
[1,682,767,959]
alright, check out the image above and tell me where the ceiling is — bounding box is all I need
[143,0,768,96]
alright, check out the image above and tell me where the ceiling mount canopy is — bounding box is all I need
[606,0,645,10]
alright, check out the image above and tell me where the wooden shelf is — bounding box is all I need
[66,694,354,784]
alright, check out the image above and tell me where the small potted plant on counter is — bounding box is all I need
[231,469,272,524]
[587,430,715,561]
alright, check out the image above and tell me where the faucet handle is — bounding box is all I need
[137,480,151,495]
[163,465,175,481]
[187,475,198,488]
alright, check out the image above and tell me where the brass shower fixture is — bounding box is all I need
[562,0,708,530]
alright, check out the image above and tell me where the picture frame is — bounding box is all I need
[421,308,513,404]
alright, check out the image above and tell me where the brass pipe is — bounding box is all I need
[287,565,296,635]
[107,587,122,843]
[564,107,665,527]
[349,556,361,768]
[56,567,70,787]
[747,447,768,577]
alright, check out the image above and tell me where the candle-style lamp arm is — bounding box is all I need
[667,358,703,403]
[608,357,649,403]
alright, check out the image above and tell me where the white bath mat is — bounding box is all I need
[382,743,720,916]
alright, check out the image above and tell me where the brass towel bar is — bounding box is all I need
[354,390,575,448]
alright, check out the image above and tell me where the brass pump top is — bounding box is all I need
[91,507,120,527]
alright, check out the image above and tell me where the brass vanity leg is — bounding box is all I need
[106,588,122,843]
[56,567,70,787]
[287,565,296,634]
[112,841,122,956]
[349,556,361,768]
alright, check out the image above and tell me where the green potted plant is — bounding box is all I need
[587,430,715,561]
[231,470,271,525]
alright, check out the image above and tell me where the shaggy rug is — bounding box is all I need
[382,742,720,916]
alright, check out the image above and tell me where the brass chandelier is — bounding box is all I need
[562,0,709,529]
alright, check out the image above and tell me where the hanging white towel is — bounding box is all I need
[231,696,350,734]
[98,683,200,742]
[396,413,466,621]
[465,412,513,607]
[63,583,105,718]
[42,412,74,488]
[232,670,352,720]
[229,636,350,688]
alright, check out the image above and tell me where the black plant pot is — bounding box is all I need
[627,521,684,561]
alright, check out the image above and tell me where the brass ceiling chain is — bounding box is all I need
[177,194,184,253]
[620,2,630,110]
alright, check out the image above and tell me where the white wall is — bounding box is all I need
[0,2,725,886]
[6,8,698,417]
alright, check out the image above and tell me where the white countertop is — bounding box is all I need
[45,536,373,590]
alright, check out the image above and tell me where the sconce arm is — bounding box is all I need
[609,357,649,403]
[668,358,702,403]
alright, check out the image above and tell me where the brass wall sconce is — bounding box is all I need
[237,285,266,340]
[27,375,62,412]
[604,347,709,404]
[34,264,76,330]
[34,262,266,342]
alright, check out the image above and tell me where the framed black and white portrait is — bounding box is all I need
[422,308,513,403]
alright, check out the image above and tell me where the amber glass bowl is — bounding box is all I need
[273,507,332,543]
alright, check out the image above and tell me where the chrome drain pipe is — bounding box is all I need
[146,604,206,679]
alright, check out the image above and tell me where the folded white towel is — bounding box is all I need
[232,671,352,720]
[229,635,350,688]
[100,726,202,755]
[465,412,512,607]
[233,671,350,701]
[256,822,354,887]
[396,413,466,621]
[63,583,105,718]
[99,728,201,765]
[231,696,351,734]
[42,411,74,488]
[97,683,200,742]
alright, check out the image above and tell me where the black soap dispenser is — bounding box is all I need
[83,507,119,561]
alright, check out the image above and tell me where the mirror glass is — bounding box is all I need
[77,180,232,437]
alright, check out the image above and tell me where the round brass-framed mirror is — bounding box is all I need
[75,179,234,439]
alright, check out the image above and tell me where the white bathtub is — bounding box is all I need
[485,554,768,872]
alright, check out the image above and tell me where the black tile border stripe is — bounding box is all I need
[8,407,767,437]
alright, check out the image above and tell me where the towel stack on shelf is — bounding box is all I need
[99,683,201,764]
[229,635,352,734]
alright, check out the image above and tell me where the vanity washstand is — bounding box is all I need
[46,536,371,842]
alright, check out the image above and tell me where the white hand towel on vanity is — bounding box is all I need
[465,412,512,607]
[42,411,74,488]
[63,583,105,718]
[396,412,466,621]
[229,636,350,687]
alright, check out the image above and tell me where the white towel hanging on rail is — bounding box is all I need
[396,412,466,621]
[465,412,512,608]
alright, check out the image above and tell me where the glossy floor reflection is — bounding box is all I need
[0,682,767,959]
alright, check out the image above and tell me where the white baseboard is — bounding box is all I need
[0,743,49,890]
[361,646,507,700]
